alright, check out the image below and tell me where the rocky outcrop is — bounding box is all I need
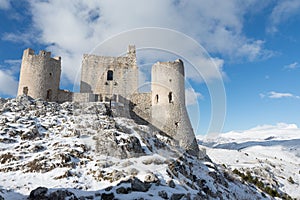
[0,96,271,200]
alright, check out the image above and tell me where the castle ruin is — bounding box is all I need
[17,45,199,156]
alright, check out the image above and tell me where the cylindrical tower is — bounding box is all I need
[17,48,61,101]
[151,59,199,156]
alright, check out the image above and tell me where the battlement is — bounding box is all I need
[23,48,61,61]
[153,59,184,75]
[82,54,127,60]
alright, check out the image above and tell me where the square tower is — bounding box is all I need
[80,45,138,98]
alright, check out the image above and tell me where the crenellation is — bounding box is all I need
[17,45,199,156]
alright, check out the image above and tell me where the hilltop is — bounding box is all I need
[0,96,270,199]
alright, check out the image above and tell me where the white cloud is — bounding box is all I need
[268,0,300,33]
[0,0,10,10]
[185,87,203,106]
[2,32,33,45]
[0,70,18,96]
[262,91,300,99]
[3,0,272,86]
[284,62,299,70]
[0,59,21,97]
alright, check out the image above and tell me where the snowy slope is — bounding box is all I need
[198,124,300,199]
[0,96,270,200]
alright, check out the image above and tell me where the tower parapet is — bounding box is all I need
[17,48,61,101]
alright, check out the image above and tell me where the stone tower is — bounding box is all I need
[17,48,61,101]
[80,45,138,99]
[151,59,199,156]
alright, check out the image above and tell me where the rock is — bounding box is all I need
[21,126,39,140]
[16,95,34,107]
[104,186,113,191]
[158,190,168,199]
[48,189,78,200]
[116,186,130,194]
[0,195,4,200]
[131,177,151,192]
[101,193,114,200]
[170,193,185,200]
[95,133,145,159]
[167,180,176,188]
[110,170,125,182]
[28,187,48,200]
[0,138,17,143]
[144,173,160,184]
[30,145,46,153]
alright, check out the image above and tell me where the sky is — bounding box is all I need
[0,0,300,135]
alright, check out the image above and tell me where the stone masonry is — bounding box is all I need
[17,45,200,156]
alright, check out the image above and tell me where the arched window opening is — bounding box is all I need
[168,92,173,103]
[107,70,113,81]
[155,94,159,103]
[23,87,28,95]
[46,89,52,101]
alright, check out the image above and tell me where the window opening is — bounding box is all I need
[155,94,159,103]
[23,87,28,95]
[46,89,52,101]
[107,70,113,81]
[168,92,173,103]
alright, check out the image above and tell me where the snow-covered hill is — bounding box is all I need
[198,124,300,199]
[0,96,271,200]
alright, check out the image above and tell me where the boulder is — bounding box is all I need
[131,177,150,192]
[170,193,185,200]
[48,189,78,200]
[28,187,48,200]
[101,193,114,200]
[144,173,160,185]
[167,180,176,188]
[158,190,168,199]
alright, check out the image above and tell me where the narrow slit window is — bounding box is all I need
[107,70,113,81]
[168,92,173,103]
[155,94,159,103]
[46,89,52,101]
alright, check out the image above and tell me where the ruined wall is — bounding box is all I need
[17,48,61,101]
[130,92,152,124]
[80,46,138,99]
[73,93,96,102]
[57,90,73,103]
[151,60,199,156]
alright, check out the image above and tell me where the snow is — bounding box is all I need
[198,123,300,199]
[0,97,272,199]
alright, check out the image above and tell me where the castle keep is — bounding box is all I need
[17,46,199,156]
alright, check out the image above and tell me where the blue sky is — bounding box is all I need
[0,0,300,135]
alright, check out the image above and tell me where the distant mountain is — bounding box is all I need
[0,96,272,199]
[198,125,300,199]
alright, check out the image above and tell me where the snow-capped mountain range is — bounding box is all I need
[0,96,297,199]
[198,124,300,199]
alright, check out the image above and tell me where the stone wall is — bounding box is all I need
[73,93,96,102]
[80,46,138,99]
[151,60,199,156]
[57,90,73,103]
[17,48,61,101]
[130,92,152,124]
